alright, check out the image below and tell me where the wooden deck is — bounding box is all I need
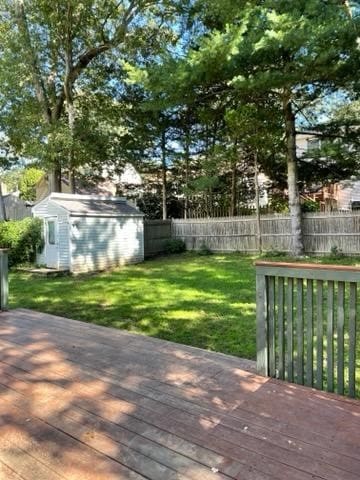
[0,309,359,480]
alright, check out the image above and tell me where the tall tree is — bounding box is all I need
[165,0,360,254]
[0,0,186,191]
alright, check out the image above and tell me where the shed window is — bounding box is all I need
[48,221,56,245]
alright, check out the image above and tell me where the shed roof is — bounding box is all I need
[36,193,143,217]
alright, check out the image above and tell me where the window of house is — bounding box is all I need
[47,221,56,244]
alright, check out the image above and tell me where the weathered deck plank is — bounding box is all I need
[0,309,359,480]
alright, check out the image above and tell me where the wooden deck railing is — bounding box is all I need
[0,250,8,310]
[256,261,359,397]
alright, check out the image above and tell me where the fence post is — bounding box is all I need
[256,269,268,376]
[0,250,8,310]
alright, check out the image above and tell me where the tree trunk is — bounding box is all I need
[283,93,304,256]
[49,162,62,193]
[69,170,76,194]
[0,183,7,221]
[230,142,238,217]
[65,3,76,194]
[342,0,353,17]
[161,129,167,220]
[184,136,190,220]
[254,150,262,253]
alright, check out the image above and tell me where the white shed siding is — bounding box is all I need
[33,199,71,269]
[58,217,70,269]
[70,216,144,273]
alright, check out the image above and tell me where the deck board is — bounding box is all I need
[0,309,359,479]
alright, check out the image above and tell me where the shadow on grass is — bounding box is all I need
[10,254,257,359]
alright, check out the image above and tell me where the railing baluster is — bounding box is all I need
[278,277,285,380]
[349,283,357,398]
[316,280,324,391]
[337,282,345,395]
[327,281,334,392]
[268,276,276,377]
[286,278,294,382]
[256,273,268,376]
[306,279,313,387]
[296,278,304,384]
[0,250,8,311]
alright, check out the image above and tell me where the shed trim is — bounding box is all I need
[69,212,144,218]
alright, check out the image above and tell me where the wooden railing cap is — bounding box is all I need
[255,260,360,273]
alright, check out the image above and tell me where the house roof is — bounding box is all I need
[35,193,143,217]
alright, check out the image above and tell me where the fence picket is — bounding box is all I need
[337,282,345,395]
[278,277,285,380]
[316,280,324,391]
[327,281,334,392]
[296,279,304,385]
[268,276,276,377]
[349,283,357,398]
[306,280,314,387]
[286,278,294,382]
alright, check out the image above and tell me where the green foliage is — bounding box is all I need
[301,199,320,213]
[137,192,183,219]
[198,242,212,255]
[330,245,345,259]
[18,167,44,201]
[268,194,289,213]
[0,218,43,267]
[164,238,186,254]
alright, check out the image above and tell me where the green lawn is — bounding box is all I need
[10,252,360,361]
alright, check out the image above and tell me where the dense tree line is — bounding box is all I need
[0,0,359,254]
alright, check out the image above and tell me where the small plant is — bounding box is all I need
[164,238,186,254]
[198,242,213,256]
[330,245,345,258]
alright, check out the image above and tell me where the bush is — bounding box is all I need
[164,238,186,254]
[0,217,43,266]
[198,242,213,256]
[330,245,345,259]
[301,199,320,212]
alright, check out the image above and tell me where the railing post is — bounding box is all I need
[0,249,8,310]
[256,269,268,376]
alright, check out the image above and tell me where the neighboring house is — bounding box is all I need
[36,164,143,202]
[32,193,144,273]
[297,132,360,211]
[36,174,118,201]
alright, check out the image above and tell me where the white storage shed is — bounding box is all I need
[32,193,144,273]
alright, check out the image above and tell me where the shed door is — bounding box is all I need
[45,217,59,269]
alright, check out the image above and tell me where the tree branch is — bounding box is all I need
[15,0,52,123]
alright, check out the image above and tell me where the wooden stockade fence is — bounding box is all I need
[0,195,32,221]
[144,219,172,257]
[171,212,360,255]
[256,261,359,398]
[144,212,360,256]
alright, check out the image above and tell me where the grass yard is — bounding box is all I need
[11,253,258,358]
[10,252,360,361]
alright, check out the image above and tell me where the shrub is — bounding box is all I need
[164,238,186,254]
[330,245,345,259]
[301,200,320,213]
[198,242,213,256]
[0,217,43,266]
